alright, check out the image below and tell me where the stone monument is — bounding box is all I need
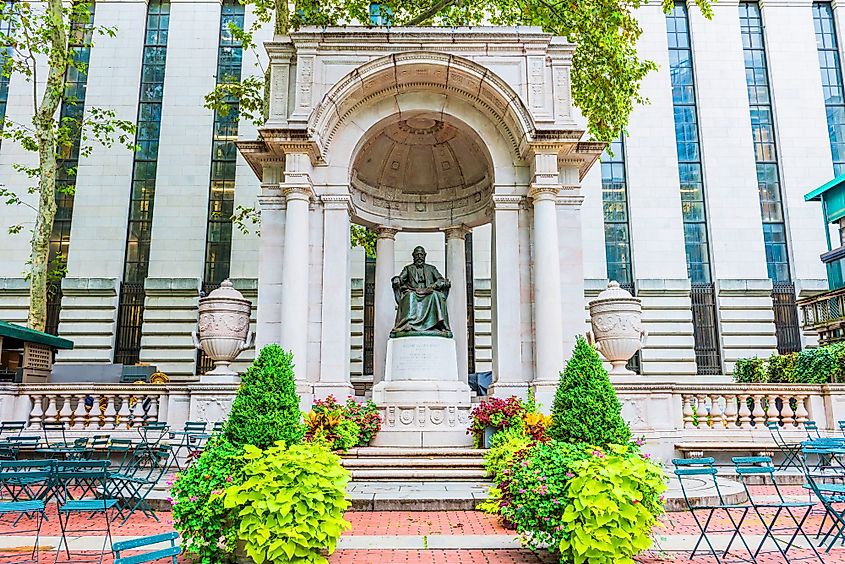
[371,247,473,447]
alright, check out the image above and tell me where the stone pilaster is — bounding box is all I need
[373,227,399,386]
[314,194,354,400]
[445,225,471,384]
[255,163,285,349]
[487,194,527,398]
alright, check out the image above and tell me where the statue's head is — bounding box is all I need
[412,246,426,266]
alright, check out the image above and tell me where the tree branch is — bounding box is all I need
[405,0,459,26]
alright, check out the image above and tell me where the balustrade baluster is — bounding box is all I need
[131,393,145,428]
[58,394,73,427]
[781,395,795,427]
[765,394,779,425]
[682,395,694,428]
[724,394,738,428]
[709,394,724,428]
[43,396,59,425]
[29,395,44,429]
[72,394,88,430]
[102,396,117,430]
[146,395,159,424]
[116,394,132,429]
[751,395,765,427]
[738,394,752,428]
[697,394,709,428]
[794,395,809,425]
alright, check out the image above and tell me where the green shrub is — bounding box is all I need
[225,345,305,449]
[796,346,837,384]
[484,425,533,483]
[733,357,768,383]
[344,397,382,446]
[767,352,798,383]
[305,396,361,452]
[558,445,666,564]
[548,336,631,446]
[500,441,592,548]
[221,442,351,564]
[171,437,245,563]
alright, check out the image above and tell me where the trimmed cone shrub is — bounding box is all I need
[224,344,305,449]
[548,336,631,446]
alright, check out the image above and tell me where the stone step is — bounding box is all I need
[349,468,488,481]
[345,447,485,457]
[342,457,484,469]
[348,480,490,511]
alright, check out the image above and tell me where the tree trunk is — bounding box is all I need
[27,0,69,332]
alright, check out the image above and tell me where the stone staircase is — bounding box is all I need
[342,447,487,481]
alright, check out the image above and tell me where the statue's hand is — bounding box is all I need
[417,287,433,296]
[391,276,400,289]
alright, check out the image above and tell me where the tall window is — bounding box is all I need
[601,135,633,286]
[667,3,712,285]
[740,2,790,283]
[114,0,170,365]
[203,0,244,287]
[814,2,845,176]
[667,2,722,374]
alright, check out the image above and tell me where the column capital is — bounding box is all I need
[320,194,352,212]
[283,186,314,202]
[375,226,400,239]
[528,186,560,202]
[491,194,523,211]
[443,225,471,240]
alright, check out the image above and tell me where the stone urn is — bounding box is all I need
[192,279,254,380]
[587,281,647,375]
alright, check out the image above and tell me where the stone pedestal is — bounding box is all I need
[371,336,473,447]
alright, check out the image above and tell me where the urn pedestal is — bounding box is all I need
[587,281,647,375]
[192,279,255,383]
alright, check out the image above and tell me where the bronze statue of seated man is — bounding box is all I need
[390,246,453,338]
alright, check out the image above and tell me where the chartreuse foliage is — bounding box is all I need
[483,425,533,484]
[221,443,351,564]
[225,344,305,449]
[733,342,845,384]
[549,336,631,446]
[559,445,666,564]
[171,437,245,564]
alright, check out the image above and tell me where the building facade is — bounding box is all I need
[0,0,835,393]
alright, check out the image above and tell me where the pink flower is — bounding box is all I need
[518,488,526,494]
[225,476,233,483]
[635,438,645,446]
[565,472,575,479]
[643,453,652,459]
[190,496,198,502]
[592,450,605,459]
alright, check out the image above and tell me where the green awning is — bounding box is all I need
[805,172,845,201]
[0,321,73,350]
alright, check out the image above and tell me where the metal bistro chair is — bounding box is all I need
[732,456,822,563]
[839,420,845,437]
[113,531,181,564]
[800,444,845,552]
[804,420,823,440]
[52,460,118,564]
[168,421,207,470]
[110,445,171,524]
[42,421,69,448]
[0,460,55,528]
[0,467,49,564]
[0,421,26,438]
[767,421,803,470]
[672,457,755,564]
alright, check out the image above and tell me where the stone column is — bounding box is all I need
[373,227,399,386]
[279,180,312,382]
[487,194,527,398]
[530,185,565,399]
[315,195,354,399]
[445,225,470,384]
[255,164,285,349]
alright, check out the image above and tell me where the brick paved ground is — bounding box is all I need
[0,486,844,563]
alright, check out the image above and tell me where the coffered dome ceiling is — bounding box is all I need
[350,115,494,228]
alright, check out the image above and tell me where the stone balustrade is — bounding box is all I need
[678,385,817,429]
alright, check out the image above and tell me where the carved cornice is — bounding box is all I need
[320,194,353,213]
[490,194,524,211]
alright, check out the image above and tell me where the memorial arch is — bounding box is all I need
[238,29,603,445]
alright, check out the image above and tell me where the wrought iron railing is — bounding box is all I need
[798,286,845,345]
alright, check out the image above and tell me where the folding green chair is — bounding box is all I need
[52,460,118,564]
[804,420,823,440]
[42,421,68,447]
[0,461,54,528]
[800,445,845,552]
[732,456,822,562]
[672,457,755,563]
[0,421,26,437]
[113,531,181,564]
[110,446,171,524]
[0,468,49,564]
[839,420,845,437]
[767,421,802,470]
[168,421,207,470]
